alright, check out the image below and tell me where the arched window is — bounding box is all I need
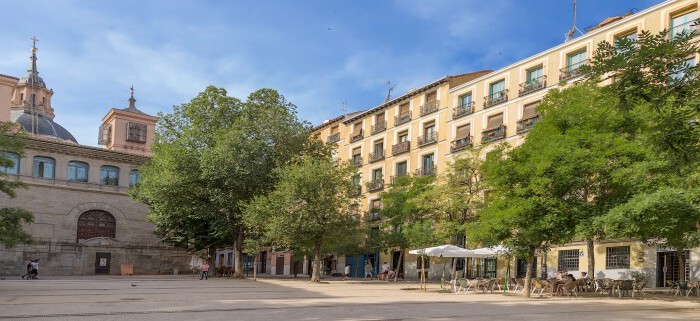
[77,210,116,240]
[32,156,55,179]
[67,161,89,182]
[19,93,24,104]
[100,165,119,186]
[0,152,20,175]
[129,169,140,187]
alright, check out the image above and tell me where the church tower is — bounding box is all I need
[99,87,159,156]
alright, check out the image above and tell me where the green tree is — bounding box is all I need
[245,144,361,282]
[0,123,33,248]
[131,87,308,278]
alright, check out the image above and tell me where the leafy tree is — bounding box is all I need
[0,123,33,248]
[131,87,308,278]
[586,29,700,280]
[245,143,361,282]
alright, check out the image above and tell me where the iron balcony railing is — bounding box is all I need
[415,165,437,177]
[395,111,412,126]
[481,125,506,144]
[517,115,541,134]
[352,156,363,166]
[349,129,364,143]
[369,150,385,163]
[351,184,361,196]
[420,100,440,116]
[484,89,508,109]
[366,209,382,221]
[371,121,387,135]
[366,179,385,192]
[392,141,410,156]
[450,136,473,153]
[519,75,547,97]
[669,19,700,40]
[559,60,588,81]
[418,132,438,147]
[327,132,340,144]
[452,101,474,120]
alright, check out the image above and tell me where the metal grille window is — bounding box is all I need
[126,122,147,143]
[0,152,20,175]
[77,210,116,240]
[557,249,580,271]
[605,246,630,269]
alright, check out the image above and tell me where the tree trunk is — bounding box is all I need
[421,255,426,292]
[394,249,403,282]
[523,253,534,298]
[586,238,595,280]
[232,231,245,279]
[450,257,457,281]
[311,242,322,282]
[208,247,216,276]
[677,249,686,281]
[253,252,258,281]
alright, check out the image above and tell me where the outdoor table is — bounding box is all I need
[689,282,700,297]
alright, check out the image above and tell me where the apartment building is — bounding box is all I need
[312,0,699,286]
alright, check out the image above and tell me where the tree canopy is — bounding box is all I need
[0,123,33,248]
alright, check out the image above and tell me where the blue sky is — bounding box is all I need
[0,0,660,146]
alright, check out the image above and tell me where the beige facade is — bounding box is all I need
[313,0,700,286]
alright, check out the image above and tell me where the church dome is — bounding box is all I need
[11,111,78,145]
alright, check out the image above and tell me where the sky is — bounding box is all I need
[0,0,661,146]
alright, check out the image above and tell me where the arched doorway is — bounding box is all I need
[76,210,116,241]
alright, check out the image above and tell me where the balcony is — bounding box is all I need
[352,156,363,166]
[371,121,387,135]
[517,115,541,134]
[420,100,440,116]
[369,150,385,163]
[389,174,409,185]
[351,184,361,196]
[418,132,438,147]
[450,137,473,153]
[349,129,364,143]
[366,179,385,192]
[484,90,508,109]
[366,209,382,221]
[452,102,474,120]
[559,60,588,81]
[392,141,410,156]
[415,165,437,177]
[519,75,547,97]
[327,132,340,144]
[669,19,700,40]
[395,111,412,126]
[481,125,506,144]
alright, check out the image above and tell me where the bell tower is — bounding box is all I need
[99,87,159,156]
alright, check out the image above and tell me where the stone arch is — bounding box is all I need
[67,203,128,241]
[77,210,116,240]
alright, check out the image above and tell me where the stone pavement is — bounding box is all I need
[0,276,699,320]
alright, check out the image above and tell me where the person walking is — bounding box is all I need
[20,260,32,279]
[344,264,351,281]
[364,260,373,279]
[200,261,209,280]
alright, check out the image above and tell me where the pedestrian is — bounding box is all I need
[20,260,32,279]
[344,264,351,281]
[29,259,39,279]
[364,260,373,279]
[379,262,389,281]
[200,261,209,280]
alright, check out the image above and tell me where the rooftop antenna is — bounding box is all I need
[384,81,396,103]
[565,0,583,42]
[341,100,348,114]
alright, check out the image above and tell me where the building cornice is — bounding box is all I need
[20,135,150,165]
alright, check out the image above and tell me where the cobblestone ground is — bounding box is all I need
[1,276,699,320]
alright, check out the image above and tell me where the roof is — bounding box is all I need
[0,73,19,80]
[11,111,78,144]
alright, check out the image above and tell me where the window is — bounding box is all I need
[606,246,630,269]
[486,113,504,130]
[32,156,55,179]
[352,174,361,186]
[227,253,233,266]
[126,122,147,143]
[425,91,437,103]
[67,161,89,182]
[98,124,112,145]
[129,169,140,187]
[526,66,543,83]
[455,124,470,140]
[557,249,580,271]
[422,154,434,175]
[77,210,116,240]
[489,80,506,99]
[396,161,407,177]
[352,147,362,166]
[372,168,383,181]
[671,57,696,80]
[374,141,384,156]
[424,123,435,137]
[522,102,539,120]
[417,256,430,269]
[398,131,408,143]
[670,10,698,37]
[466,257,497,279]
[566,50,587,71]
[458,93,472,107]
[614,30,638,54]
[100,165,120,186]
[0,152,20,175]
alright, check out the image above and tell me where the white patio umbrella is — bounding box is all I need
[409,245,474,291]
[469,245,509,258]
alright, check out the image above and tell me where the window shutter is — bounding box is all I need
[399,103,409,114]
[522,102,539,119]
[371,199,382,209]
[331,126,339,134]
[455,124,470,139]
[376,113,385,123]
[353,147,361,156]
[353,122,362,135]
[426,92,437,103]
[98,124,111,145]
[486,113,504,129]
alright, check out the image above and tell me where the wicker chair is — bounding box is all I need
[562,281,578,297]
[531,279,548,296]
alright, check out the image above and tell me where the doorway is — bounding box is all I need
[516,258,537,278]
[392,250,404,279]
[656,251,690,287]
[260,251,267,274]
[275,256,285,275]
[95,252,111,274]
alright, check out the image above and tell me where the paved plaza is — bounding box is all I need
[1,276,699,320]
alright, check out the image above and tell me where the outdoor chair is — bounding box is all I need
[454,278,467,293]
[463,278,480,294]
[666,280,678,295]
[617,280,634,297]
[494,278,507,292]
[634,280,647,298]
[485,278,497,293]
[594,278,611,294]
[675,280,692,297]
[512,277,525,294]
[531,279,548,297]
[561,281,578,297]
